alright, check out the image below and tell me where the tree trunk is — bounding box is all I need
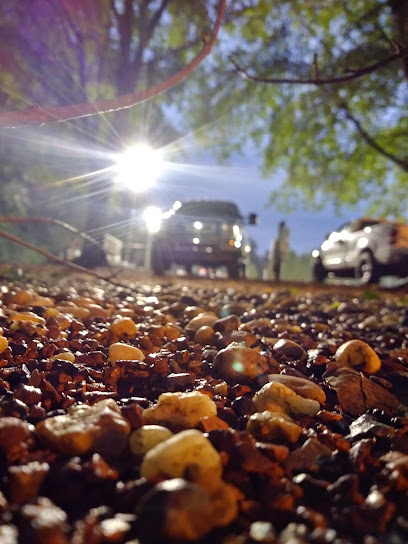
[389,0,408,78]
[72,190,109,269]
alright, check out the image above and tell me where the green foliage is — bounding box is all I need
[397,295,408,306]
[281,251,312,282]
[330,301,342,309]
[363,289,381,301]
[181,0,408,217]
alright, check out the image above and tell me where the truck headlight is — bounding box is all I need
[143,206,162,233]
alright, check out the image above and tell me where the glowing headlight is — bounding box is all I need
[143,206,162,233]
[193,238,200,244]
[357,237,368,249]
[194,221,203,230]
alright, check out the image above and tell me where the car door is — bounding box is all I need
[341,219,367,267]
[343,219,381,266]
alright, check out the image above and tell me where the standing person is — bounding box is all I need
[271,220,290,281]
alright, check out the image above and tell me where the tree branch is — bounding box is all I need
[43,0,88,90]
[340,101,408,172]
[131,0,170,75]
[110,0,119,19]
[0,0,226,128]
[0,216,106,252]
[230,46,408,86]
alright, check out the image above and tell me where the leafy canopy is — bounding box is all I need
[184,0,408,217]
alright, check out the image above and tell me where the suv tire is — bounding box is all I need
[151,247,168,276]
[355,251,380,284]
[312,258,327,283]
[227,261,245,280]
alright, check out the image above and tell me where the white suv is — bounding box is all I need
[311,218,408,284]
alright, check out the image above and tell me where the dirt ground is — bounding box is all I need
[9,263,405,299]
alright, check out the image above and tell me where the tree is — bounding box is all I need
[1,0,408,255]
[182,0,408,217]
[0,0,225,266]
[0,1,227,126]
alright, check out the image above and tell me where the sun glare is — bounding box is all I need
[115,143,163,192]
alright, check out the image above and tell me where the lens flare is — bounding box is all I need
[115,143,163,192]
[232,361,245,373]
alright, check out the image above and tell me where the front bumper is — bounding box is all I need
[157,241,243,266]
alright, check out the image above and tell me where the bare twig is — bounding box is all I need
[340,101,408,172]
[0,226,128,285]
[0,0,226,128]
[313,53,321,80]
[230,46,408,86]
[0,215,135,285]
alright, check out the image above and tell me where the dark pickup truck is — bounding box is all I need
[150,199,257,278]
[311,217,408,284]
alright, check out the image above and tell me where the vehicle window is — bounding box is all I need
[177,201,242,219]
[359,219,382,230]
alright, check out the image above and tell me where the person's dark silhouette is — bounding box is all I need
[271,221,290,281]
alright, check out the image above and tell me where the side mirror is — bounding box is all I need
[248,212,258,225]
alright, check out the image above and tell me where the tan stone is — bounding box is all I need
[253,381,320,416]
[143,391,217,429]
[109,342,145,365]
[35,399,130,457]
[335,339,381,373]
[268,374,326,404]
[140,429,222,491]
[247,410,302,444]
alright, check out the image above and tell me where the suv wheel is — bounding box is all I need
[355,251,380,284]
[151,248,168,276]
[312,259,327,283]
[227,261,245,280]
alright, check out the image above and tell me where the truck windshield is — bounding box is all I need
[177,201,242,219]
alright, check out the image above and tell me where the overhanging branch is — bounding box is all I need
[230,46,408,86]
[340,101,408,172]
[0,0,226,128]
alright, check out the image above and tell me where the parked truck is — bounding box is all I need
[150,199,257,278]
